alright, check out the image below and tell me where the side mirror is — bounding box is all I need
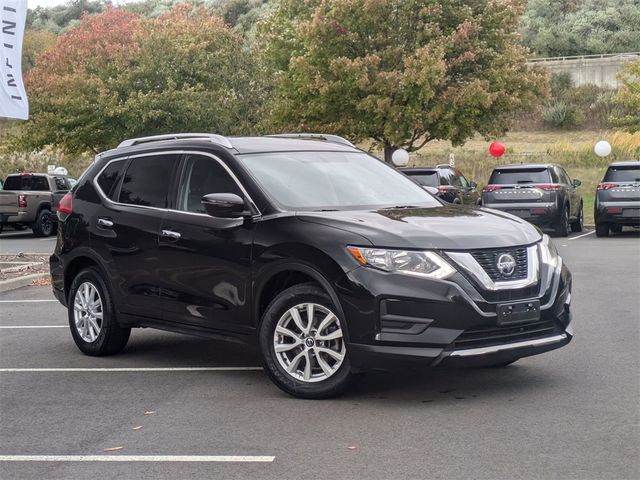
[470,181,477,189]
[201,193,250,218]
[423,186,439,195]
[572,179,581,188]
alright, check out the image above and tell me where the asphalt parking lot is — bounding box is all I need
[0,229,639,480]
[0,230,56,255]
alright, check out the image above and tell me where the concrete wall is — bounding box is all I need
[528,53,640,89]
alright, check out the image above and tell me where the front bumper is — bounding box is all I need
[339,250,572,371]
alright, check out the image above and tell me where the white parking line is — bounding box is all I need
[569,230,595,241]
[0,367,263,372]
[0,455,274,462]
[0,325,66,329]
[0,299,58,303]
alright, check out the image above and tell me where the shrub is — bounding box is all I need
[542,101,582,129]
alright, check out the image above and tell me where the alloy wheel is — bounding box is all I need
[273,303,346,383]
[73,282,103,343]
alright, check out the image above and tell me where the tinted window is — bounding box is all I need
[557,167,571,185]
[176,155,242,214]
[406,172,438,187]
[53,177,68,191]
[440,170,463,187]
[457,172,470,188]
[239,151,440,210]
[604,165,640,182]
[489,168,551,185]
[97,160,127,200]
[119,155,175,208]
[2,175,49,191]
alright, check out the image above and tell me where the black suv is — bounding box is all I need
[481,164,583,237]
[594,161,640,237]
[51,133,573,398]
[401,165,480,205]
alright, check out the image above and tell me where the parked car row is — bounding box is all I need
[402,160,639,237]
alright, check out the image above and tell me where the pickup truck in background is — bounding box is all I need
[0,173,76,236]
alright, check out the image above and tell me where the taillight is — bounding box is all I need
[482,185,503,192]
[536,184,562,191]
[597,183,617,190]
[18,194,27,207]
[58,192,73,215]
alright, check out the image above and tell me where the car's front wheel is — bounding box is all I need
[68,267,130,356]
[259,283,353,399]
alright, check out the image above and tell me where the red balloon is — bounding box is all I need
[489,141,506,158]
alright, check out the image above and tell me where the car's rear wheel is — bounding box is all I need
[570,203,583,233]
[553,206,570,237]
[259,283,353,399]
[595,222,610,237]
[32,209,54,237]
[68,267,130,356]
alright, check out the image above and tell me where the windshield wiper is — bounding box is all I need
[380,205,419,210]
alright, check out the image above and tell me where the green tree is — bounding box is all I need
[610,60,640,133]
[521,0,640,57]
[12,5,269,155]
[260,0,547,161]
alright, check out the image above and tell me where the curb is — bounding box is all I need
[0,273,49,293]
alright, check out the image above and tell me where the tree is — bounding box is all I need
[610,60,640,133]
[521,0,640,57]
[260,0,547,161]
[21,29,58,71]
[12,5,269,155]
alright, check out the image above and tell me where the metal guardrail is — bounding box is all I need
[529,52,640,63]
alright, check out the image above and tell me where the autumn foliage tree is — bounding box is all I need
[610,60,640,133]
[260,0,548,161]
[15,5,268,154]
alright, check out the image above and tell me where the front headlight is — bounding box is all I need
[347,246,456,279]
[539,234,560,268]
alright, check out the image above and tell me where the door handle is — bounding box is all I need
[97,218,114,228]
[161,229,181,240]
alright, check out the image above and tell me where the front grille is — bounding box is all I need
[451,320,559,350]
[480,284,540,303]
[471,247,528,281]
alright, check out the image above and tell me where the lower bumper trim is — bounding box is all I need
[449,333,568,357]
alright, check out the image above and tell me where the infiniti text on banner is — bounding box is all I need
[0,0,28,120]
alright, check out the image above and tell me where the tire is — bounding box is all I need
[553,206,570,237]
[68,267,130,356]
[570,203,583,233]
[595,222,610,237]
[0,223,3,234]
[32,209,54,237]
[611,225,623,234]
[259,283,353,399]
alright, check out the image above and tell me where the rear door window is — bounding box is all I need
[604,165,640,182]
[118,155,176,208]
[489,168,551,185]
[53,177,68,191]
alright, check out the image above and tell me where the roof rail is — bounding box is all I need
[267,133,355,147]
[117,133,233,149]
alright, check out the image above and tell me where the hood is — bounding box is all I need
[297,205,542,250]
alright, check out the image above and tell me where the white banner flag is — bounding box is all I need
[0,0,28,120]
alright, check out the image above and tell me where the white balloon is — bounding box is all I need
[594,140,612,158]
[391,149,410,166]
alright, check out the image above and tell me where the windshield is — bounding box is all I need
[604,165,640,182]
[238,151,441,210]
[489,168,551,185]
[406,172,439,187]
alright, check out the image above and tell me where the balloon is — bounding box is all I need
[489,141,506,158]
[391,149,410,166]
[594,140,612,157]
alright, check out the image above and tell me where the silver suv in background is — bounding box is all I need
[481,164,583,237]
[595,161,640,237]
[0,173,76,236]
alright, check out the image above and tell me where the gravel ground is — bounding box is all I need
[0,254,50,282]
